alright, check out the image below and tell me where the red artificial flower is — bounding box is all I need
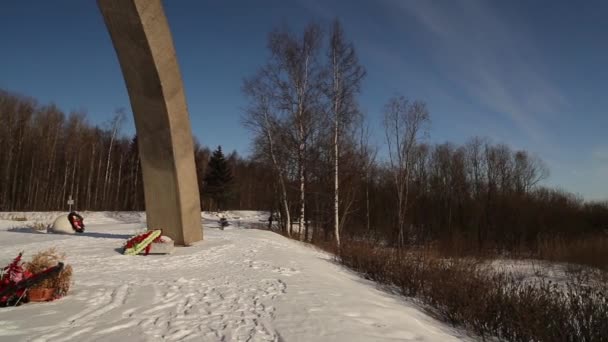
[1,252,32,305]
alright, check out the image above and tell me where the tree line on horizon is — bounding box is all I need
[0,89,273,214]
[1,20,607,251]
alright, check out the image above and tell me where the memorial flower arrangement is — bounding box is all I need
[1,249,72,306]
[123,230,167,255]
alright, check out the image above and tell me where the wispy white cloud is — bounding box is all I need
[282,0,600,198]
[385,0,567,147]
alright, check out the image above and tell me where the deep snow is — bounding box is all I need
[0,211,466,341]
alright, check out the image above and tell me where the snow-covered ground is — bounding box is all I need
[0,211,466,342]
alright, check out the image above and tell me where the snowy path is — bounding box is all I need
[0,212,466,341]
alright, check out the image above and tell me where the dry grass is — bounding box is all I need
[8,215,27,221]
[25,248,73,297]
[273,226,608,340]
[420,231,608,272]
[537,234,608,271]
[29,222,50,232]
[338,240,608,342]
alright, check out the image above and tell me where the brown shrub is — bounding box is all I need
[338,240,608,342]
[537,234,608,271]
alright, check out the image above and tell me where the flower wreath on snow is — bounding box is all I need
[123,230,168,255]
[1,250,71,307]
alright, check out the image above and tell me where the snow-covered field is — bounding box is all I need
[0,211,466,342]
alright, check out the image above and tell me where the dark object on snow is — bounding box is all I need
[0,262,64,307]
[68,212,85,233]
[220,217,229,230]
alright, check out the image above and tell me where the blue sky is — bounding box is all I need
[1,1,607,200]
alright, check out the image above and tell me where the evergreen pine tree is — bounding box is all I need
[203,146,234,210]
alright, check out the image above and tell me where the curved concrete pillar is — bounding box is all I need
[98,0,202,245]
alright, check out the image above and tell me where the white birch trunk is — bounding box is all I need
[334,118,340,247]
[263,109,291,237]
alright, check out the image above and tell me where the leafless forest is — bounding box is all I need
[2,19,608,340]
[1,22,607,255]
[0,92,273,213]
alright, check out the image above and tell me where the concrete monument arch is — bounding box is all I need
[97,0,202,245]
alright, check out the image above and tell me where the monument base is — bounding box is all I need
[143,237,175,255]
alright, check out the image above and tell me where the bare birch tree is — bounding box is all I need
[102,109,125,204]
[326,19,366,247]
[357,123,377,233]
[383,96,430,246]
[253,23,325,240]
[243,72,292,236]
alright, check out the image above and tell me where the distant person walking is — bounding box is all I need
[268,212,273,230]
